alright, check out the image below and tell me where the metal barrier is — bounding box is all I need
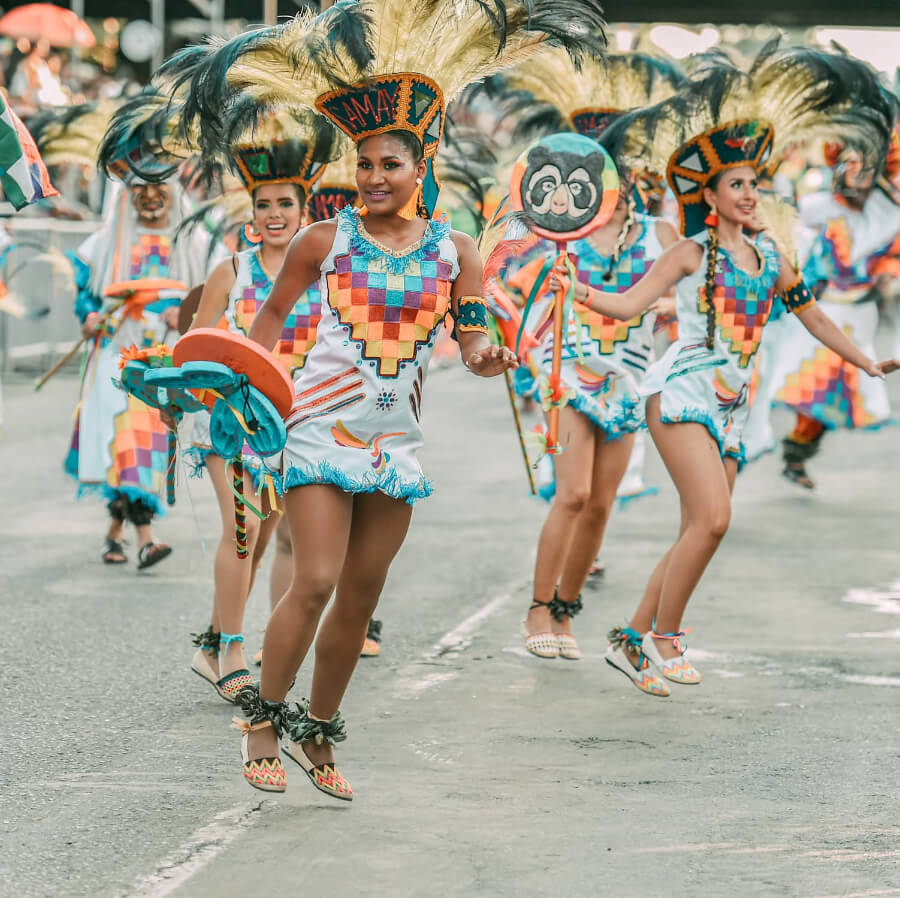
[0,215,98,374]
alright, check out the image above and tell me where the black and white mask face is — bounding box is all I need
[522,146,606,233]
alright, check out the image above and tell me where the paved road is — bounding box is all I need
[1,363,899,898]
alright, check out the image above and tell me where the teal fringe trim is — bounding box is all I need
[184,446,213,478]
[185,446,283,495]
[249,463,284,497]
[657,404,747,466]
[101,484,166,517]
[338,206,450,275]
[569,392,643,441]
[72,480,166,516]
[283,460,433,505]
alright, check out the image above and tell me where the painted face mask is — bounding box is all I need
[510,132,619,241]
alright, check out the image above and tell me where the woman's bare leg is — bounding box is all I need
[206,455,270,677]
[629,395,734,661]
[269,514,293,612]
[304,491,413,765]
[526,405,596,634]
[553,430,634,637]
[248,484,353,761]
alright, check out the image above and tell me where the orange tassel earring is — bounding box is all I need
[397,177,424,221]
[704,204,719,227]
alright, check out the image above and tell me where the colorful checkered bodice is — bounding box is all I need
[228,249,323,375]
[678,233,780,372]
[322,207,456,379]
[568,215,663,356]
[129,231,172,279]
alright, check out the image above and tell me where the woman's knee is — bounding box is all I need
[555,484,592,516]
[289,568,339,612]
[692,502,731,542]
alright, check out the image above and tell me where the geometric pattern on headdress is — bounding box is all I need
[666,118,774,237]
[316,73,444,216]
[231,111,330,193]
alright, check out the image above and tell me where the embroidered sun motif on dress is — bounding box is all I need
[130,233,171,279]
[375,388,397,411]
[331,419,407,473]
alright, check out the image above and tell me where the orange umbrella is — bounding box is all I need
[0,4,95,48]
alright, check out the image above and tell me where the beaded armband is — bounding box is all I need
[782,277,816,314]
[454,295,489,335]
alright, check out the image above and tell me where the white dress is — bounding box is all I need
[282,206,459,503]
[641,233,782,463]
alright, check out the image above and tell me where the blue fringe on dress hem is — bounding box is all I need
[657,405,747,466]
[283,461,433,505]
[569,392,643,440]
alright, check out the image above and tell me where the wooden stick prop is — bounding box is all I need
[503,369,537,495]
[506,133,620,459]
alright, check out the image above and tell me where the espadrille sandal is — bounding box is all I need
[282,700,352,801]
[521,599,559,659]
[549,593,584,661]
[605,626,669,697]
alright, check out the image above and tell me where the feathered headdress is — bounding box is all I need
[610,41,894,236]
[98,87,194,183]
[163,0,607,218]
[502,49,682,139]
[307,150,358,222]
[31,101,121,169]
[228,107,344,194]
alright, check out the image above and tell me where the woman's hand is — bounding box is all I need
[80,312,100,339]
[876,358,900,375]
[161,306,180,330]
[860,358,886,379]
[466,344,519,377]
[549,270,584,301]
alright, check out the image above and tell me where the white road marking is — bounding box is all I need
[392,584,524,699]
[844,580,900,638]
[803,889,900,898]
[838,674,900,688]
[122,801,264,898]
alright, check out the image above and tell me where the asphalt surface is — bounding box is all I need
[1,361,899,898]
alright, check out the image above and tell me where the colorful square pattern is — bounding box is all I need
[106,395,168,494]
[572,244,649,353]
[279,281,323,374]
[130,234,172,280]
[700,256,774,368]
[777,345,874,429]
[326,249,452,377]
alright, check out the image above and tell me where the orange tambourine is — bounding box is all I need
[173,328,295,419]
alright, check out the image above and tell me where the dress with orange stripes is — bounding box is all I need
[281,205,459,503]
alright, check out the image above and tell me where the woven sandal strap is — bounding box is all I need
[287,700,348,747]
[549,594,583,622]
[191,626,220,652]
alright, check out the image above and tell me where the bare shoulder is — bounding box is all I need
[671,236,704,273]
[450,229,479,257]
[298,219,338,250]
[653,218,680,248]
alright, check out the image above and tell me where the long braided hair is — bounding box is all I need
[702,173,722,349]
[602,193,637,283]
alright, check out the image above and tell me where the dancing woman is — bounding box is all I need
[167,0,606,797]
[549,45,898,696]
[494,50,682,661]
[187,113,339,702]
